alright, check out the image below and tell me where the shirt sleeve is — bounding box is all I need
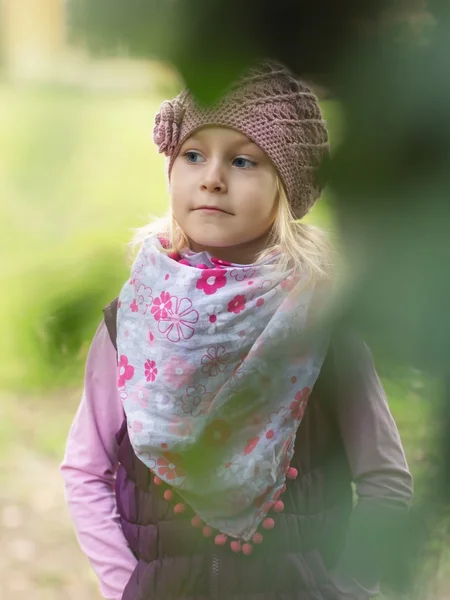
[60,321,138,600]
[328,331,414,598]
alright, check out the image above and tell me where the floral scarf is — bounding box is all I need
[116,236,329,540]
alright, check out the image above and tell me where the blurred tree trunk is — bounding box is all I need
[0,0,65,79]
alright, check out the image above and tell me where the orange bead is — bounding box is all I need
[273,501,284,513]
[163,489,174,501]
[202,526,213,538]
[242,543,254,555]
[191,515,202,528]
[214,533,228,546]
[287,467,298,480]
[174,503,185,514]
[262,518,275,530]
[252,532,264,544]
[153,476,163,486]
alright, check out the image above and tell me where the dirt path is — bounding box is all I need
[0,391,102,600]
[0,446,102,600]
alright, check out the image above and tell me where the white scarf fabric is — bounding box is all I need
[117,236,328,540]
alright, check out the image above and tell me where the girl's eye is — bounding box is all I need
[184,151,204,163]
[232,156,256,169]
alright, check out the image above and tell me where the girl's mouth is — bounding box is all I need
[195,206,232,215]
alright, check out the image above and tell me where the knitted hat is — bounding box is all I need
[153,61,329,219]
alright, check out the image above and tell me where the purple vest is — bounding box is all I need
[104,298,353,600]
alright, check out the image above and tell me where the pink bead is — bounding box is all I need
[273,501,284,513]
[202,526,213,538]
[262,518,275,530]
[252,532,264,544]
[263,502,274,513]
[230,540,242,553]
[163,489,174,501]
[153,476,163,486]
[214,533,228,546]
[174,503,185,514]
[191,515,202,528]
[280,484,287,494]
[287,467,298,480]
[242,543,254,556]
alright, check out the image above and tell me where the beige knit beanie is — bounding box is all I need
[153,61,329,219]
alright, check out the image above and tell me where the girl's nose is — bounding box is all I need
[200,162,227,193]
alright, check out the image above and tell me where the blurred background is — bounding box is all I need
[0,1,446,599]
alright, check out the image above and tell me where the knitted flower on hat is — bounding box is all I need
[153,98,185,155]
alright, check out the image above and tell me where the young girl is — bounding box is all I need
[61,62,413,600]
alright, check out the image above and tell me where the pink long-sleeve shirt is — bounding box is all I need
[61,320,413,600]
[61,322,137,599]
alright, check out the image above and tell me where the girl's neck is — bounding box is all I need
[188,232,272,266]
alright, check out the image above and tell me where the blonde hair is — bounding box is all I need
[130,179,332,283]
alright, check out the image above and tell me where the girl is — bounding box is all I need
[61,62,413,600]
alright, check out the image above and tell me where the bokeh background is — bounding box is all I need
[0,1,447,599]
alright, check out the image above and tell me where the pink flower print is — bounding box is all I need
[134,253,149,273]
[229,355,246,388]
[291,310,307,332]
[211,257,232,268]
[227,294,246,314]
[267,405,290,428]
[133,420,143,433]
[131,382,150,409]
[118,355,134,387]
[181,384,212,417]
[280,274,297,292]
[216,459,242,484]
[196,269,227,295]
[226,489,250,510]
[290,387,311,421]
[230,266,255,281]
[157,452,185,481]
[157,296,199,343]
[118,385,128,404]
[130,298,138,312]
[206,304,224,333]
[249,279,276,302]
[135,450,156,470]
[204,419,232,447]
[163,355,196,388]
[244,436,259,456]
[136,284,153,314]
[201,345,230,377]
[168,416,194,438]
[144,359,158,382]
[151,291,172,321]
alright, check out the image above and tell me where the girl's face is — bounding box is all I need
[170,126,278,264]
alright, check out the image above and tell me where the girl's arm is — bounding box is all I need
[60,321,138,600]
[328,331,414,598]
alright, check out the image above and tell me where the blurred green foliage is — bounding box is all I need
[0,85,167,390]
[0,84,339,392]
